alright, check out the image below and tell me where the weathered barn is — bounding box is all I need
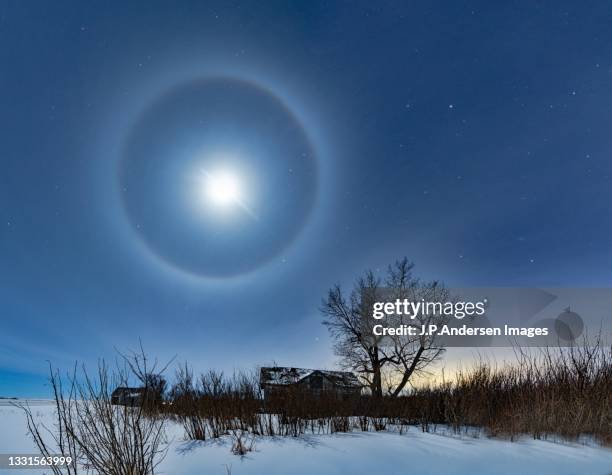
[111,387,146,406]
[260,367,361,400]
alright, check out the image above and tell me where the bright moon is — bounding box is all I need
[204,170,242,206]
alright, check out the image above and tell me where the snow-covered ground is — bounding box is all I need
[1,400,611,475]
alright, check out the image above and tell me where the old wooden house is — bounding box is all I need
[111,386,146,406]
[260,367,361,400]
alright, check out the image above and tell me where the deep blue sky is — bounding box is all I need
[2,1,612,397]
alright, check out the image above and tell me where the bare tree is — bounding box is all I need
[116,341,174,411]
[382,258,451,396]
[18,364,81,475]
[321,258,450,397]
[19,350,170,475]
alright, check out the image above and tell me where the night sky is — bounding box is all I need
[2,1,612,397]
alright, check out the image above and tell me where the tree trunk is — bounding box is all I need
[371,350,383,398]
[391,345,425,397]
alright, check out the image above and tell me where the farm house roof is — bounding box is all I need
[260,367,361,389]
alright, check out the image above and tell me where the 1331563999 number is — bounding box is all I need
[7,455,73,467]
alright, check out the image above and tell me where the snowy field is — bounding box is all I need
[1,400,611,475]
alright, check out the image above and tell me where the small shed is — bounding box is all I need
[111,387,146,406]
[260,367,361,400]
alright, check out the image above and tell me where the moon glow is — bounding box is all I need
[118,77,318,279]
[203,169,242,207]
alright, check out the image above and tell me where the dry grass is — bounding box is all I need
[412,341,611,444]
[166,340,610,446]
